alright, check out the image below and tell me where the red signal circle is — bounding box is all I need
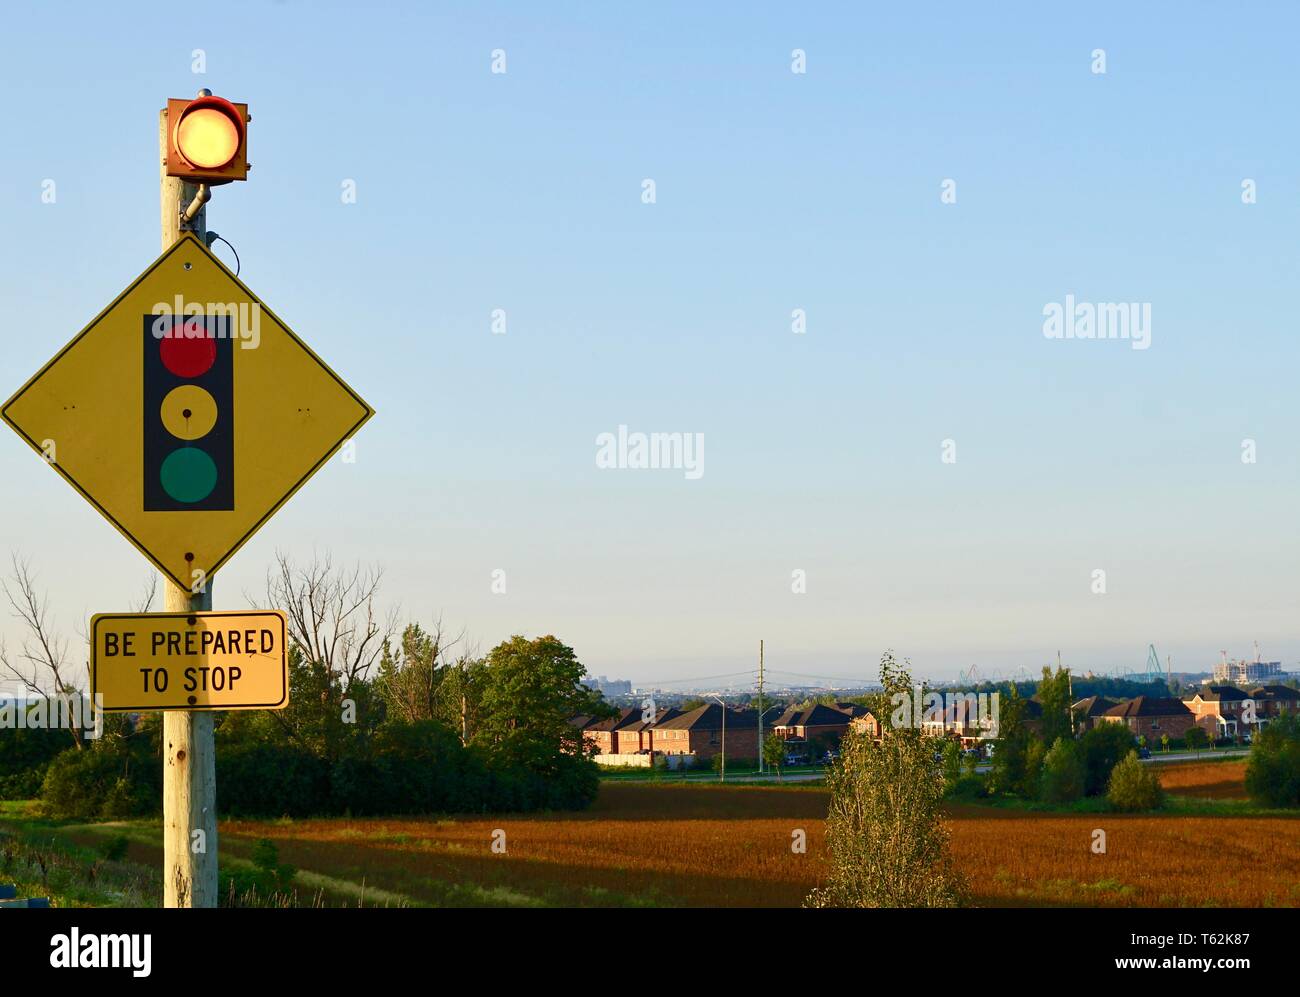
[160,334,216,378]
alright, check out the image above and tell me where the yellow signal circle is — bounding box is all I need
[176,107,241,169]
[160,385,218,440]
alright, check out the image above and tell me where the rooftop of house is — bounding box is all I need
[773,703,857,729]
[624,706,683,731]
[1185,685,1249,703]
[582,707,644,732]
[1250,685,1300,700]
[1071,695,1118,717]
[1103,696,1193,718]
[656,703,759,731]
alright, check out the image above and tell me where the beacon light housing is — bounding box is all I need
[166,95,249,183]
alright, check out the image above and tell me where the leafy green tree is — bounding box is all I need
[763,732,787,780]
[1040,737,1084,803]
[1244,715,1300,807]
[475,635,606,772]
[806,651,967,908]
[1184,726,1209,753]
[1107,751,1165,811]
[941,739,963,790]
[432,655,491,745]
[1023,736,1048,798]
[1081,722,1137,796]
[1036,666,1073,746]
[0,704,69,799]
[375,622,444,724]
[39,716,161,819]
[989,685,1031,797]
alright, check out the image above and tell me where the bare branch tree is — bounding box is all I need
[132,574,157,613]
[261,551,397,689]
[0,554,88,747]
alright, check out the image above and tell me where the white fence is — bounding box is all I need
[595,752,700,770]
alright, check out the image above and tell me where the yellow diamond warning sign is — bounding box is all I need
[1,233,374,590]
[91,610,288,712]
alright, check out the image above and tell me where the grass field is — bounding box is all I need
[2,759,1296,907]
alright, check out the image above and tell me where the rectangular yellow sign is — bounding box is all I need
[91,610,288,712]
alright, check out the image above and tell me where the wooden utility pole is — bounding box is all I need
[159,101,218,908]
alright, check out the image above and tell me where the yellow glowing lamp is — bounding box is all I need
[166,95,249,183]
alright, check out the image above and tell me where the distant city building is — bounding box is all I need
[584,675,633,697]
[1212,659,1283,685]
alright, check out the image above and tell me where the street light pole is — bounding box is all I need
[757,639,764,774]
[709,694,727,782]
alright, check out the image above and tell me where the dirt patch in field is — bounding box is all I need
[1157,760,1249,800]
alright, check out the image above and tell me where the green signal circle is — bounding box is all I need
[160,448,218,503]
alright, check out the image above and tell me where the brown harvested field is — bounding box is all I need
[1157,759,1249,799]
[206,776,1300,908]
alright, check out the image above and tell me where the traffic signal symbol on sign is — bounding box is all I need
[144,315,233,511]
[0,233,374,590]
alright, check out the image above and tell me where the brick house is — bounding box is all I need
[1098,696,1195,741]
[773,703,855,745]
[1071,696,1118,732]
[1182,685,1249,737]
[612,706,682,754]
[579,707,641,755]
[849,711,883,739]
[653,704,760,760]
[1249,685,1300,721]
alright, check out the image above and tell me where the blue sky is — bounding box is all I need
[1,2,1297,690]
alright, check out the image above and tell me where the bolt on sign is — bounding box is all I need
[0,233,374,590]
[92,610,287,711]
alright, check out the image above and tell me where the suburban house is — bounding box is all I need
[850,711,883,739]
[1182,685,1253,737]
[652,704,760,760]
[1098,696,1195,740]
[1249,685,1300,720]
[770,703,860,761]
[613,707,683,754]
[578,707,642,755]
[1071,696,1118,732]
[772,703,856,744]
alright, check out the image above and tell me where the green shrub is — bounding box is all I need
[251,837,296,892]
[1106,751,1165,812]
[216,742,330,817]
[1040,737,1084,803]
[1081,723,1137,796]
[40,744,158,819]
[99,833,130,863]
[946,773,988,801]
[1244,715,1300,807]
[0,720,72,800]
